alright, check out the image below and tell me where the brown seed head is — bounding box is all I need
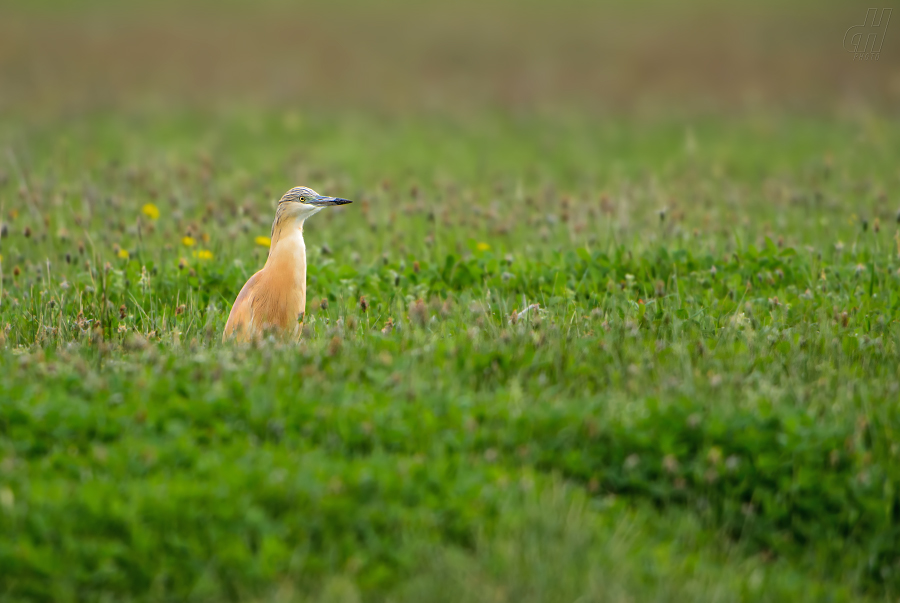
[381,318,394,335]
[410,298,427,326]
[328,335,342,356]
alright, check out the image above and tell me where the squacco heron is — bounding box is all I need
[223,186,352,342]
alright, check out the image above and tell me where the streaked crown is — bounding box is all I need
[279,186,320,204]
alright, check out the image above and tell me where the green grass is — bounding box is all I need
[1,110,900,601]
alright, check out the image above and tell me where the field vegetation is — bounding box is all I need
[1,1,899,601]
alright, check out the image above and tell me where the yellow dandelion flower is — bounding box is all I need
[142,203,160,220]
[182,236,196,247]
[255,236,272,248]
[193,249,213,260]
[476,242,490,251]
[118,248,130,259]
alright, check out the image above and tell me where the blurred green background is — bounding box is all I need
[2,2,900,602]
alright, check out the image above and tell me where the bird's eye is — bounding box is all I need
[298,196,306,202]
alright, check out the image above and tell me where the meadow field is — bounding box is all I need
[1,1,900,601]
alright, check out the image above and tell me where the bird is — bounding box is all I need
[223,186,352,343]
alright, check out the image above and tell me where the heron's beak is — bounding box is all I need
[309,195,353,206]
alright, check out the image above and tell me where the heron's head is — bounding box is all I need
[277,186,353,222]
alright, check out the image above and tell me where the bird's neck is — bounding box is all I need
[266,219,307,288]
